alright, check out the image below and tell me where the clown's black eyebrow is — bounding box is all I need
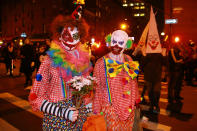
[118,41,124,45]
[112,39,117,43]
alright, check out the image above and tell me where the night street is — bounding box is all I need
[0,0,197,130]
[0,60,197,131]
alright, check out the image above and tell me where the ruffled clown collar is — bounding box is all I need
[47,40,91,76]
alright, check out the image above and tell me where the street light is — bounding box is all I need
[161,32,165,36]
[0,40,3,45]
[174,36,180,43]
[120,23,127,30]
[19,39,23,46]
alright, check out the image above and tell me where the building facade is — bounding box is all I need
[0,0,126,42]
[1,0,71,40]
[164,0,197,44]
[119,0,164,43]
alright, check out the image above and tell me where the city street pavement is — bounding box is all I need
[0,60,197,131]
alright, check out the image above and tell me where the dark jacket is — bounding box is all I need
[143,53,163,82]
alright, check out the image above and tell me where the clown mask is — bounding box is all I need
[147,34,160,50]
[59,27,80,51]
[110,30,128,55]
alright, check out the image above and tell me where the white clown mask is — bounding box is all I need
[59,27,80,51]
[110,30,129,55]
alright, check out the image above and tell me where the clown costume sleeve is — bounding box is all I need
[29,57,76,121]
[92,58,104,114]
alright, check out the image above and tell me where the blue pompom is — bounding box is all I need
[36,74,42,81]
[108,59,114,64]
[134,70,139,74]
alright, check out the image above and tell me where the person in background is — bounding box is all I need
[20,38,35,87]
[184,41,197,86]
[36,44,48,70]
[34,42,40,72]
[132,42,147,104]
[45,38,51,51]
[168,43,184,104]
[3,42,16,77]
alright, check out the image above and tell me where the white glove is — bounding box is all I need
[68,107,79,122]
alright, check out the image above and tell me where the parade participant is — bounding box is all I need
[93,30,140,130]
[3,42,16,77]
[168,43,184,103]
[20,38,35,86]
[29,15,92,130]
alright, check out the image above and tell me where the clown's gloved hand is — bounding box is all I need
[85,103,92,113]
[68,107,79,122]
[40,100,78,122]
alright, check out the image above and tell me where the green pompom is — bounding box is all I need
[126,39,133,49]
[105,34,111,43]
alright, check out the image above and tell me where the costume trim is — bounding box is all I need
[103,55,139,104]
[103,56,112,104]
[47,41,90,76]
[104,57,139,79]
[61,76,67,98]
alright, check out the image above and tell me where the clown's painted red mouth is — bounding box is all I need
[148,41,159,50]
[62,41,79,51]
[111,45,123,55]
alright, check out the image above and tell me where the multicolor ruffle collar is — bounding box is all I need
[47,41,90,76]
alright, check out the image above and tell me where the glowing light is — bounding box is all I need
[130,3,134,6]
[134,13,140,17]
[164,35,168,42]
[161,32,165,36]
[123,4,128,7]
[120,23,127,30]
[96,42,100,48]
[174,36,180,43]
[19,39,23,46]
[134,6,139,9]
[0,40,3,45]
[73,0,85,5]
[21,32,27,37]
[140,6,145,9]
[140,13,145,16]
[91,38,95,44]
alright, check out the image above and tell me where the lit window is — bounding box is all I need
[123,4,128,7]
[130,3,134,6]
[140,13,145,16]
[123,0,127,3]
[99,12,101,17]
[141,3,144,5]
[134,13,140,17]
[134,6,139,9]
[140,6,145,9]
[135,3,139,6]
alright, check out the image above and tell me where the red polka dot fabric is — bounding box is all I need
[93,54,140,121]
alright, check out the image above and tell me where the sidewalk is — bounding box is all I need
[0,59,21,77]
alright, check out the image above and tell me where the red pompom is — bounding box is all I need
[29,93,38,101]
